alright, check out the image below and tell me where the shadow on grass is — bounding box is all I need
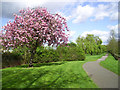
[27,69,65,88]
[26,70,51,88]
[2,69,33,88]
[16,61,66,68]
[2,68,54,88]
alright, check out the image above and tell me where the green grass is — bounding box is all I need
[2,53,105,88]
[100,54,120,75]
[85,53,106,62]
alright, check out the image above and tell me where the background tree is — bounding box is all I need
[67,42,77,47]
[0,7,69,67]
[76,36,84,50]
[107,30,119,59]
[76,34,106,55]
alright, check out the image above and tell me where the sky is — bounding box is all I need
[0,0,119,45]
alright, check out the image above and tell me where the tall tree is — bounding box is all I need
[0,7,69,67]
[76,34,104,55]
[107,30,118,56]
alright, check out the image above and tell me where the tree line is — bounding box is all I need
[107,30,119,60]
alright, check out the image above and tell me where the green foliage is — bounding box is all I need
[34,43,85,63]
[13,46,31,64]
[2,52,23,68]
[34,46,59,63]
[107,30,119,60]
[67,42,77,47]
[2,42,85,68]
[56,43,85,61]
[76,34,107,55]
[2,46,31,68]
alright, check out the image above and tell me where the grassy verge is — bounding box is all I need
[2,53,105,88]
[100,54,120,75]
[85,53,106,62]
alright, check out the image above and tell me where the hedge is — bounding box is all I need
[2,45,86,68]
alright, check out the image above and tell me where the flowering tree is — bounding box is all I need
[0,7,69,67]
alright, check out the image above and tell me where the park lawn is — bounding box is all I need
[2,53,105,88]
[85,53,106,62]
[100,54,120,75]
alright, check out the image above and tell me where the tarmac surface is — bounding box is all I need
[83,54,119,88]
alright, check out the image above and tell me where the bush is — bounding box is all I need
[2,52,23,68]
[2,44,85,68]
[110,53,120,60]
[33,46,59,63]
[34,45,85,63]
[56,46,67,61]
[13,46,31,64]
[56,45,85,61]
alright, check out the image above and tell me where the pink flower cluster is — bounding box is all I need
[0,7,69,48]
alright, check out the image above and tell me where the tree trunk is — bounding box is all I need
[29,40,39,67]
[29,51,34,67]
[29,49,36,67]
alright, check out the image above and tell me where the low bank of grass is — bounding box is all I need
[85,53,106,62]
[100,54,119,75]
[2,53,105,88]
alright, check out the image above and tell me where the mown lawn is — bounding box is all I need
[100,54,120,75]
[85,53,106,62]
[2,53,105,88]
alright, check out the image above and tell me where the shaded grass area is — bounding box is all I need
[16,61,65,68]
[100,54,119,75]
[2,53,105,88]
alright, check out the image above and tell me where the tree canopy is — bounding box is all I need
[107,30,119,60]
[76,34,106,55]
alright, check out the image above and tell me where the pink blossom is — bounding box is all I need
[0,7,69,49]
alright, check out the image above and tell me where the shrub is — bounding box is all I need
[2,52,23,68]
[34,45,85,63]
[33,46,59,63]
[13,46,31,64]
[2,44,85,68]
[67,46,85,61]
[56,45,85,61]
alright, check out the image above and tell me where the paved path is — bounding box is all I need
[83,54,119,88]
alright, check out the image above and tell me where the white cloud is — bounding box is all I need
[72,5,94,23]
[81,30,110,45]
[71,2,118,23]
[91,4,110,21]
[92,3,118,21]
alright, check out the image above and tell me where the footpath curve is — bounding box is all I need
[83,54,119,88]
